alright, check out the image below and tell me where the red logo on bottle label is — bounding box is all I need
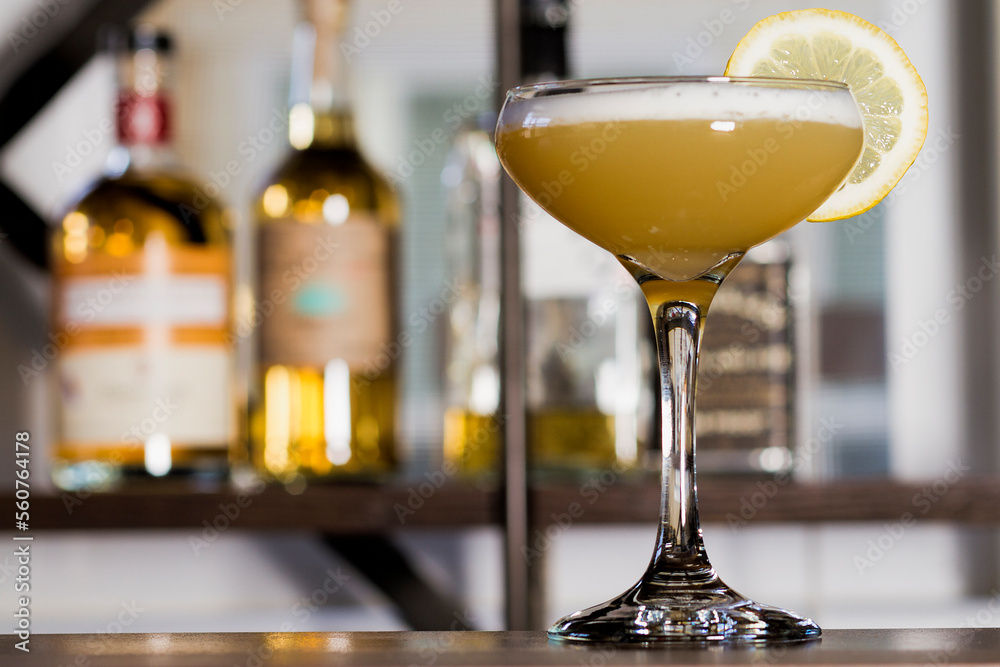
[116,92,171,145]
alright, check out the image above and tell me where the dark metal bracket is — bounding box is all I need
[0,0,157,269]
[322,534,476,631]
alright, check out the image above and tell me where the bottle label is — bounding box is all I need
[60,274,226,328]
[54,243,231,448]
[116,91,171,145]
[57,346,231,447]
[257,217,391,369]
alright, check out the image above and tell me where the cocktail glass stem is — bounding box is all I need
[652,299,711,572]
[548,257,821,644]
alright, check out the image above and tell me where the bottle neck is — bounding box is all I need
[290,103,357,150]
[112,39,179,173]
[290,0,357,150]
[314,108,357,148]
[109,89,179,174]
[520,0,569,82]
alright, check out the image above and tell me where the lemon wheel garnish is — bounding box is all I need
[724,8,928,221]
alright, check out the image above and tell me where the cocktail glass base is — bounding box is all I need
[548,565,820,645]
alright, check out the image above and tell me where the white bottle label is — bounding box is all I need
[60,275,226,328]
[53,243,232,448]
[57,346,231,447]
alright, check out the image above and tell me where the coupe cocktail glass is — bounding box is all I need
[496,77,864,644]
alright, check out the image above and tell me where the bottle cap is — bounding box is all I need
[519,0,569,81]
[127,24,173,52]
[302,0,349,36]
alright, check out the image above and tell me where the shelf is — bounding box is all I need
[9,476,1000,532]
[11,483,496,532]
[534,475,1000,525]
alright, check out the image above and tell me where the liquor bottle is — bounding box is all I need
[694,242,796,474]
[518,0,647,473]
[442,0,649,476]
[441,115,503,475]
[51,26,235,490]
[252,0,399,481]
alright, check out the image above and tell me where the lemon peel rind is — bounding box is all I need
[724,8,928,222]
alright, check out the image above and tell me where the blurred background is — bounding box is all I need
[0,0,997,635]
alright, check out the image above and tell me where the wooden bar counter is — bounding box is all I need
[4,629,1000,666]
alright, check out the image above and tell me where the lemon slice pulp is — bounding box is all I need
[725,8,928,221]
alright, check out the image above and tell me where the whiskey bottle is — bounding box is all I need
[252,0,399,481]
[51,26,234,489]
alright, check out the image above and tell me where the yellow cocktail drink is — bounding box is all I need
[497,81,864,283]
[496,77,866,644]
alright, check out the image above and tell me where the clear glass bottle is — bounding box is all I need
[441,0,650,476]
[518,0,648,473]
[251,0,399,482]
[51,26,235,490]
[694,242,796,474]
[441,115,503,475]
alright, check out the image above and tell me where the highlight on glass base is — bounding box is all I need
[495,76,866,644]
[547,541,820,644]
